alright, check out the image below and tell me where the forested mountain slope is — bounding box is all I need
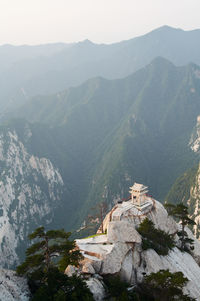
[4,57,200,236]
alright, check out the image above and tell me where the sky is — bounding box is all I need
[0,0,200,45]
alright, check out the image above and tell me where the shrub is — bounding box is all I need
[103,275,130,301]
[17,227,94,300]
[141,269,195,301]
[137,218,174,255]
[165,203,195,252]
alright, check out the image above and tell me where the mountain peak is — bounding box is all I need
[146,56,175,71]
[78,39,94,46]
[146,25,185,38]
[155,25,182,32]
[149,25,200,36]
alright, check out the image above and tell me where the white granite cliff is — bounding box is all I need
[0,269,29,301]
[0,128,64,268]
[66,197,200,300]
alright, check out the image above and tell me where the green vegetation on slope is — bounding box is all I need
[164,165,198,206]
[137,218,174,255]
[164,164,200,238]
[2,58,200,233]
[17,227,94,301]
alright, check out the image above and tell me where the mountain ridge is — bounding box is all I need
[2,25,200,115]
[3,57,200,232]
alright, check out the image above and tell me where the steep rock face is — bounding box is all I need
[0,269,29,301]
[139,248,200,299]
[165,113,200,238]
[107,221,141,243]
[189,115,200,153]
[187,166,200,238]
[173,116,200,237]
[67,199,200,300]
[165,162,200,238]
[86,277,106,301]
[0,127,64,268]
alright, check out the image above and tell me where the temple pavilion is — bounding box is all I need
[129,182,148,207]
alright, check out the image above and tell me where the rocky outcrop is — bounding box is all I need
[86,277,105,301]
[0,127,64,268]
[165,161,200,238]
[0,269,29,301]
[138,248,200,298]
[189,115,200,153]
[107,221,141,243]
[187,164,200,238]
[66,198,200,300]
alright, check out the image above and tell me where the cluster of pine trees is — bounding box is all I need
[17,202,196,300]
[104,270,195,301]
[17,227,94,301]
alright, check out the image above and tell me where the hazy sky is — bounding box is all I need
[0,0,200,45]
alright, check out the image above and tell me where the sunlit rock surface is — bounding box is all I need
[67,198,200,300]
[107,220,141,243]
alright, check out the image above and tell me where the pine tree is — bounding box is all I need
[83,201,108,235]
[103,275,130,301]
[165,203,195,251]
[142,269,195,301]
[17,227,86,300]
[16,227,94,301]
[31,267,94,301]
[137,218,174,255]
[17,227,82,278]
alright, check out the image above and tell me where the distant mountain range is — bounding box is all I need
[1,26,200,268]
[11,56,200,202]
[1,25,200,114]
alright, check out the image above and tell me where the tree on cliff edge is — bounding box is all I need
[164,203,195,252]
[17,227,94,301]
[84,201,108,235]
[141,269,195,301]
[17,227,82,277]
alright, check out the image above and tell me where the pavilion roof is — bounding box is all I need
[129,182,148,191]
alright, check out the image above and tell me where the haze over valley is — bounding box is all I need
[1,9,200,298]
[0,25,200,266]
